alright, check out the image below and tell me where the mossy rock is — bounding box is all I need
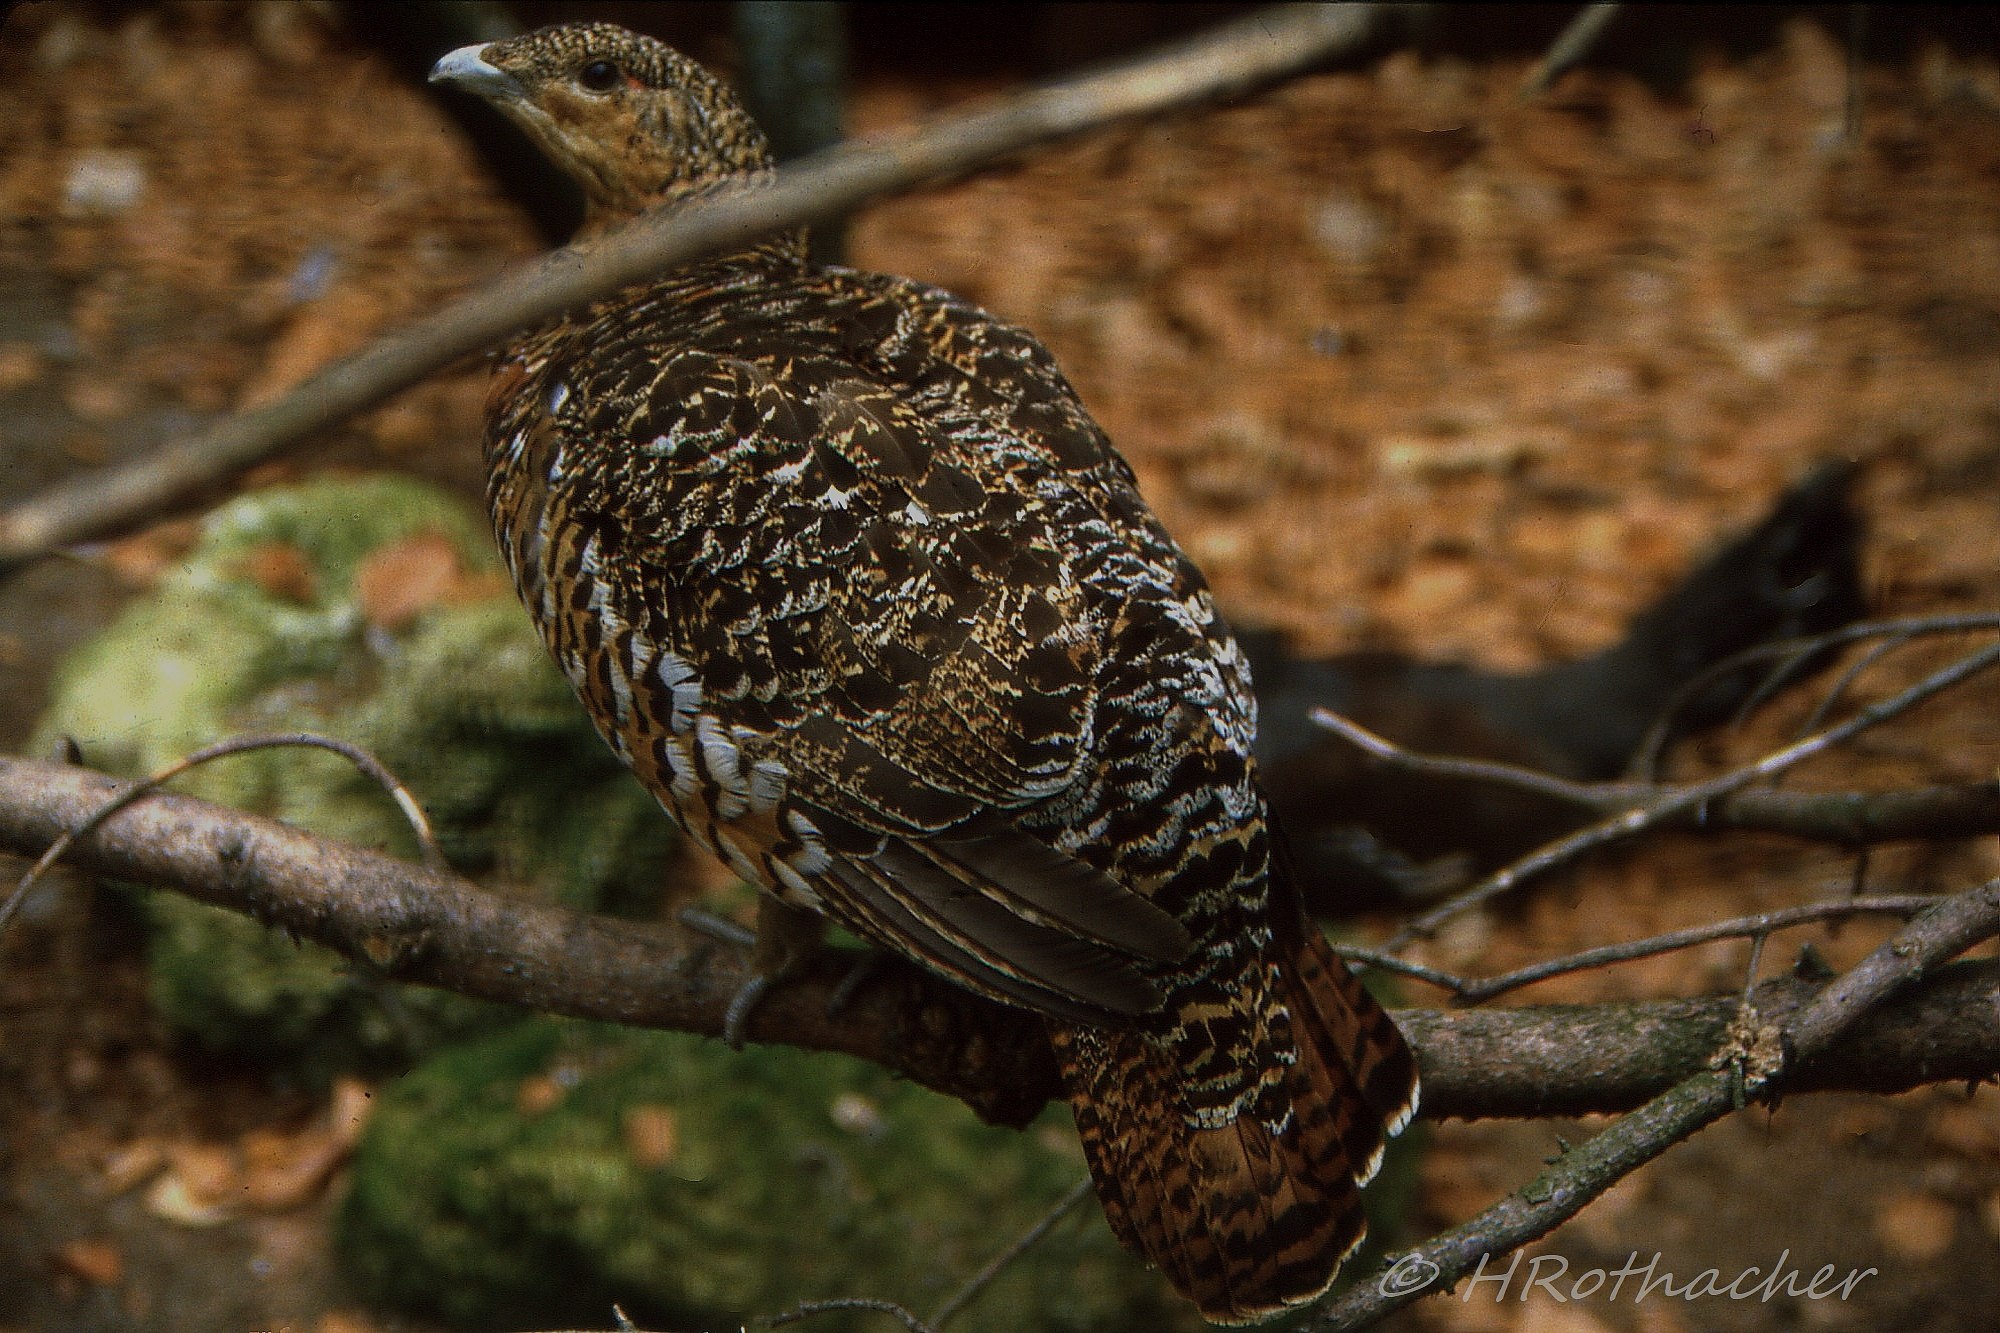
[34,476,678,1078]
[339,1017,1196,1331]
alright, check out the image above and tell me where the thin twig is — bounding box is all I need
[1631,613,2000,778]
[1455,896,1935,1003]
[0,731,440,938]
[1791,628,1911,744]
[0,2,1389,570]
[1517,3,1621,100]
[766,1297,934,1332]
[928,1177,1096,1330]
[1342,896,1937,1002]
[1308,709,1606,807]
[1314,704,2000,848]
[1329,945,1472,992]
[1386,636,2000,949]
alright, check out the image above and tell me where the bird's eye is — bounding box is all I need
[578,60,620,92]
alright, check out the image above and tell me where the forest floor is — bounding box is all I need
[3,4,2000,1330]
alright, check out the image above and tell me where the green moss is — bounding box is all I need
[34,476,678,1078]
[339,1018,1192,1331]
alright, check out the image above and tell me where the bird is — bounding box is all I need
[430,22,1418,1322]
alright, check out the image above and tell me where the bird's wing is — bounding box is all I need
[541,333,1193,1021]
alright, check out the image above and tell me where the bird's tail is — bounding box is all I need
[1054,908,1418,1323]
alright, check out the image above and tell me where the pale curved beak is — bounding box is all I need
[428,44,522,103]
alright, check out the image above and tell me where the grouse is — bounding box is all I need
[431,23,1418,1322]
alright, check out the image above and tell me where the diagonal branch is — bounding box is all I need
[0,2,1390,570]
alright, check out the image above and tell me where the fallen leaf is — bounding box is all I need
[236,541,318,604]
[355,530,462,631]
[1874,1189,1958,1262]
[240,1126,348,1212]
[101,518,202,588]
[100,1139,166,1194]
[52,1238,123,1285]
[144,1171,234,1227]
[516,1075,564,1117]
[623,1104,679,1168]
[328,1077,375,1149]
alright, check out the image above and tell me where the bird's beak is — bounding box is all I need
[429,44,523,103]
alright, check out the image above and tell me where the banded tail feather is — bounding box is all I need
[1056,888,1417,1323]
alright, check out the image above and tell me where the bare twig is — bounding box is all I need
[1386,636,2000,948]
[766,1297,933,1332]
[1340,895,1938,1002]
[928,1177,1096,1329]
[1790,628,1911,744]
[1309,710,1605,808]
[1517,3,1622,100]
[0,731,440,937]
[1313,878,2000,1328]
[760,1174,1096,1333]
[1631,613,2000,778]
[0,2,1389,570]
[1314,706,2000,848]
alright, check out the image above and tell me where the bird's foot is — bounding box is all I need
[704,892,828,1048]
[679,899,886,1044]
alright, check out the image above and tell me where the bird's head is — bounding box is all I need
[429,22,773,229]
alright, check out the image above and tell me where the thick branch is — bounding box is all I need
[0,753,1058,1126]
[4,754,1994,1130]
[1402,959,2000,1118]
[0,2,1389,569]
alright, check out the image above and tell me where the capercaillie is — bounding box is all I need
[431,23,1418,1322]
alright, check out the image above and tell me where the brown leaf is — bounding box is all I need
[51,1238,124,1286]
[354,531,462,631]
[99,1139,166,1194]
[516,1075,564,1117]
[623,1104,679,1168]
[236,541,319,604]
[240,1125,349,1212]
[1874,1189,1958,1262]
[328,1076,376,1150]
[101,518,202,589]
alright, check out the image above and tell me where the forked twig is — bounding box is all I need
[1631,613,2000,779]
[1308,710,1605,808]
[1384,636,2000,949]
[756,1176,1094,1330]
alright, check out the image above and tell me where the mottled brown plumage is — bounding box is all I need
[431,23,1418,1322]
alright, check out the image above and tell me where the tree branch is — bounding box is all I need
[0,752,1059,1127]
[1382,635,2000,947]
[1312,877,2000,1327]
[1313,709,2000,847]
[0,2,1391,571]
[3,753,1994,1129]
